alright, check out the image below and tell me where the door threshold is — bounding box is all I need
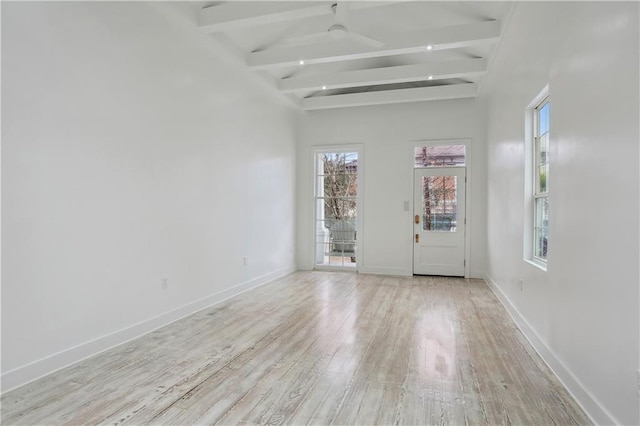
[314,266,358,273]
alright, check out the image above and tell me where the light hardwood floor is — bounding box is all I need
[2,272,591,425]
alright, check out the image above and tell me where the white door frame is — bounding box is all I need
[409,138,471,278]
[311,144,364,271]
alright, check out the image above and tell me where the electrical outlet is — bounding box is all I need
[519,279,524,292]
[161,278,168,290]
[243,257,248,266]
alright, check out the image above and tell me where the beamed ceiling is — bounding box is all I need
[198,1,513,110]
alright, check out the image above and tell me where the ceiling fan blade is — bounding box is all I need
[346,32,385,48]
[333,2,348,26]
[277,31,333,47]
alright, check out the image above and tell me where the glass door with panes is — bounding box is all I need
[315,151,358,269]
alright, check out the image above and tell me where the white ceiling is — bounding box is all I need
[197,1,513,110]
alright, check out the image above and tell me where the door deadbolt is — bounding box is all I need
[415,234,419,243]
[414,215,420,224]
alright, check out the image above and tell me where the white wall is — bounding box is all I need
[482,2,639,424]
[2,2,298,390]
[297,99,487,277]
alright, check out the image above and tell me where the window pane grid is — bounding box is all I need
[533,97,549,262]
[315,151,358,268]
[533,196,549,260]
[536,132,549,194]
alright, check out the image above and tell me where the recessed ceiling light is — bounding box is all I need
[298,60,305,65]
[428,75,434,80]
[322,85,327,90]
[426,45,434,50]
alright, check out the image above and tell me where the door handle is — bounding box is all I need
[414,215,420,224]
[415,234,419,243]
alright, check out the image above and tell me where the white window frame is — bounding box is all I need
[524,87,549,270]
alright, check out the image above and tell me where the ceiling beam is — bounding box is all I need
[301,83,478,110]
[248,20,500,70]
[279,58,487,93]
[198,2,330,33]
[198,2,398,33]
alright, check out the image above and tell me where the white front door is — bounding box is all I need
[413,167,466,276]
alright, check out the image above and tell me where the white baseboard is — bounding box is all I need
[296,265,314,271]
[483,274,618,426]
[358,265,412,276]
[358,266,483,279]
[469,269,485,279]
[1,265,297,394]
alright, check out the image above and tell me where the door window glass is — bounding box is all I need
[422,175,458,232]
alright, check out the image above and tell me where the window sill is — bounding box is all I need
[524,258,547,272]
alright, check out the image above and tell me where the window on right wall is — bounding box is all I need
[532,95,550,262]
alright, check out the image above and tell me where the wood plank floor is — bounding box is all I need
[2,272,591,425]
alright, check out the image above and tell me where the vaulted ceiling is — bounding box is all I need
[198,1,512,110]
